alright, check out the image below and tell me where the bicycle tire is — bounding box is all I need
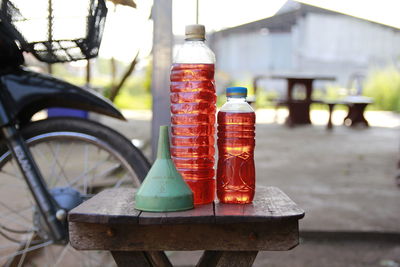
[0,117,150,266]
[0,117,150,182]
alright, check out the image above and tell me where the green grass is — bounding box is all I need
[226,69,400,113]
[114,92,152,109]
[51,63,152,110]
[50,62,400,112]
[363,67,400,112]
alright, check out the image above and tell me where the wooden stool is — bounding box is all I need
[69,186,304,267]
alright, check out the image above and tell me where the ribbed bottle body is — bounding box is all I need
[170,63,216,204]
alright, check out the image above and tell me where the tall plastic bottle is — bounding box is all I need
[170,24,216,204]
[217,87,256,204]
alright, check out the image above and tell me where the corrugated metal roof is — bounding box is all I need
[213,1,399,37]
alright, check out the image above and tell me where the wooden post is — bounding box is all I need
[196,0,199,24]
[151,0,173,161]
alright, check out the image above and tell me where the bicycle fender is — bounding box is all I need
[0,68,126,124]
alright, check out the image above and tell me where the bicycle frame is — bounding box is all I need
[0,85,65,241]
[0,124,66,241]
[0,67,128,243]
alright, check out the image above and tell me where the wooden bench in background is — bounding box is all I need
[252,74,335,127]
[324,96,373,130]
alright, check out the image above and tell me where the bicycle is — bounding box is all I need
[0,0,150,265]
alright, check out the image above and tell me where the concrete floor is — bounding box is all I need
[167,233,400,267]
[98,109,400,267]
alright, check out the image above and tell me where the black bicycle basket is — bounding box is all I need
[0,0,107,63]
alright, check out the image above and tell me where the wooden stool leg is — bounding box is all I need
[111,251,172,267]
[358,104,369,127]
[197,251,258,267]
[344,104,352,126]
[345,104,369,127]
[112,251,153,267]
[146,251,173,267]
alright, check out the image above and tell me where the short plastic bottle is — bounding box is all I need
[170,24,216,205]
[217,87,256,204]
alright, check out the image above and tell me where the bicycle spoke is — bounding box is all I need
[33,142,55,178]
[76,163,124,193]
[113,173,129,188]
[0,229,28,244]
[47,141,75,187]
[38,143,60,187]
[34,143,74,187]
[0,215,32,230]
[9,159,24,180]
[68,246,104,265]
[53,243,71,266]
[0,242,25,251]
[17,232,34,267]
[46,142,71,185]
[0,205,32,220]
[67,158,110,188]
[0,169,24,181]
[93,162,122,181]
[0,239,53,262]
[0,221,35,235]
[99,161,124,177]
[0,201,32,225]
[0,182,26,188]
[44,243,55,267]
[84,143,89,195]
[55,141,74,181]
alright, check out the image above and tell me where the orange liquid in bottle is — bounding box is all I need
[170,63,216,204]
[217,111,255,204]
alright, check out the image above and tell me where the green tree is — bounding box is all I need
[364,67,400,112]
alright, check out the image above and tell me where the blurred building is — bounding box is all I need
[209,1,400,90]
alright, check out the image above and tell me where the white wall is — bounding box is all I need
[297,13,400,84]
[301,13,400,66]
[214,31,293,81]
[213,12,400,90]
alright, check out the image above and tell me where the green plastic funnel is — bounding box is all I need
[135,126,194,212]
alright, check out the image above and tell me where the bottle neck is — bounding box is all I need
[227,97,247,103]
[184,39,205,44]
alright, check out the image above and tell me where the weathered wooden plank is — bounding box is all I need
[138,211,167,225]
[68,188,140,224]
[69,221,299,251]
[69,187,215,225]
[243,187,305,219]
[197,251,258,267]
[214,202,245,223]
[139,203,215,225]
[111,251,152,267]
[69,186,304,225]
[215,186,304,223]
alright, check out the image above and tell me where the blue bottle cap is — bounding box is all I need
[226,87,247,98]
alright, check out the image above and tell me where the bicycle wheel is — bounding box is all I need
[0,117,150,266]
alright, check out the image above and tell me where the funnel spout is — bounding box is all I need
[157,125,171,159]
